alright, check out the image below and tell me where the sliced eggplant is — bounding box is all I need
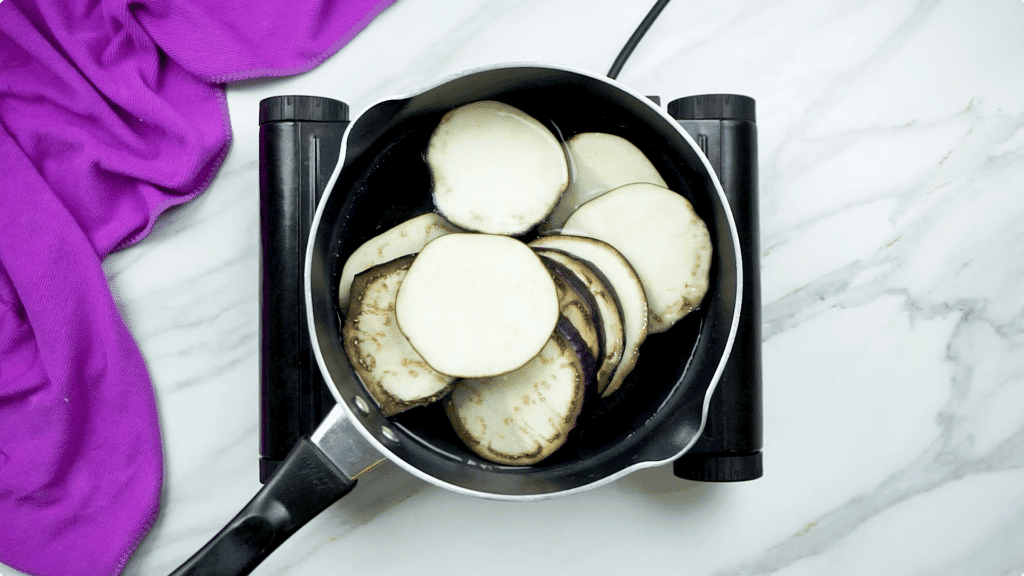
[542,132,667,232]
[529,234,648,397]
[395,233,559,378]
[343,256,456,416]
[446,318,595,466]
[338,212,462,311]
[563,182,712,333]
[427,100,569,235]
[546,261,601,367]
[537,249,625,396]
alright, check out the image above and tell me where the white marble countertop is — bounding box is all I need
[7,0,1024,574]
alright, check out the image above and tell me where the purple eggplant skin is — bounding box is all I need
[554,313,611,458]
[529,235,649,398]
[554,315,598,391]
[537,248,627,396]
[542,256,604,368]
[550,275,599,362]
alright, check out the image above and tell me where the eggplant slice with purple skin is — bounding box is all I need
[343,256,456,416]
[545,257,602,367]
[446,317,598,466]
[537,249,625,396]
[529,234,648,397]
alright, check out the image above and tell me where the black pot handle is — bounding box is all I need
[170,436,356,576]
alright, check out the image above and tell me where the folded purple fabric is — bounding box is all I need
[0,1,393,574]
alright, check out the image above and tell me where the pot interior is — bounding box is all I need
[307,65,740,497]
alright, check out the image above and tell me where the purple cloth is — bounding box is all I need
[0,0,393,574]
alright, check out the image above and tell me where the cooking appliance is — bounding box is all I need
[174,63,760,575]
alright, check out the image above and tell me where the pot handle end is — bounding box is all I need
[170,436,356,576]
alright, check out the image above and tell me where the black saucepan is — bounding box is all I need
[172,63,742,575]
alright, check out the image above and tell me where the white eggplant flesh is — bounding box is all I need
[395,233,559,378]
[543,132,667,232]
[537,249,625,396]
[427,100,569,235]
[338,212,461,311]
[563,182,712,333]
[343,256,456,416]
[529,234,648,397]
[446,319,592,466]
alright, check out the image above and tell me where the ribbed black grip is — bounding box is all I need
[669,94,763,482]
[668,93,756,123]
[171,438,356,576]
[259,94,349,124]
[258,96,349,482]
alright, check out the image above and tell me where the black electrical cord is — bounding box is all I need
[607,0,672,80]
